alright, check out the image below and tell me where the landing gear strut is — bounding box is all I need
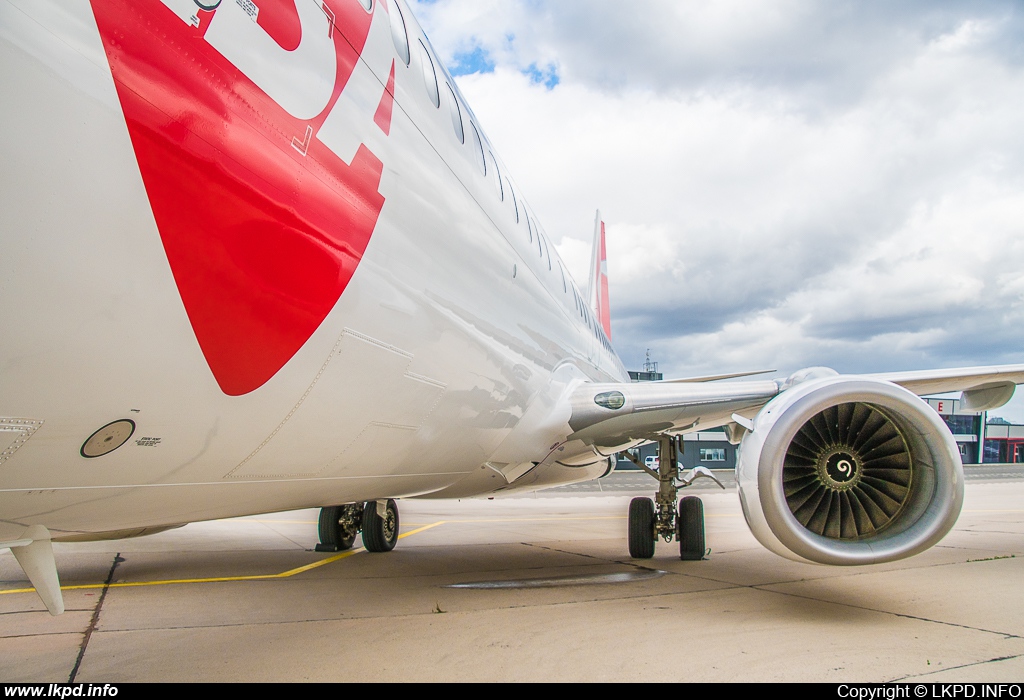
[677,495,705,561]
[627,497,655,559]
[361,499,399,552]
[316,499,400,553]
[315,503,363,552]
[623,435,720,560]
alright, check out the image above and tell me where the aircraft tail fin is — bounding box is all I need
[586,210,612,340]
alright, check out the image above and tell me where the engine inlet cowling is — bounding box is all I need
[737,376,964,566]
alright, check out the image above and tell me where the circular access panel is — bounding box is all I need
[81,419,136,458]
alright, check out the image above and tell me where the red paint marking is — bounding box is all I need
[255,0,302,51]
[321,2,336,38]
[373,60,396,136]
[327,0,377,51]
[195,8,215,35]
[91,0,384,396]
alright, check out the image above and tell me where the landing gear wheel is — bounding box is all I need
[677,496,705,561]
[628,497,656,559]
[317,506,355,552]
[362,499,399,552]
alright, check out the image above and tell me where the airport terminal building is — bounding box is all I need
[617,371,1017,470]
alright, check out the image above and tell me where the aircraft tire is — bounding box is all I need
[677,496,705,561]
[362,499,399,553]
[628,497,656,559]
[318,506,355,551]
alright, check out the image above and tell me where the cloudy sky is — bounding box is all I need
[408,0,1024,420]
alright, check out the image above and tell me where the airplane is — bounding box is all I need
[3,0,1024,616]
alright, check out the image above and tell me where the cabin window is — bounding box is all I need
[489,153,503,200]
[558,261,566,292]
[508,182,520,222]
[358,0,372,11]
[418,40,439,108]
[526,213,534,242]
[387,0,410,66]
[531,219,541,255]
[541,234,551,269]
[470,123,486,175]
[446,84,464,144]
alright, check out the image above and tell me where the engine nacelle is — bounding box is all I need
[737,375,964,565]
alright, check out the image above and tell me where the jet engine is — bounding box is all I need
[736,372,964,565]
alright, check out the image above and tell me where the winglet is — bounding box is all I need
[587,210,612,339]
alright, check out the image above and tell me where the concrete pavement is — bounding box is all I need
[2,473,1023,682]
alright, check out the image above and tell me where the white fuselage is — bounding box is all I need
[0,0,627,541]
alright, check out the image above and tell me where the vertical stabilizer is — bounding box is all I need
[586,210,612,340]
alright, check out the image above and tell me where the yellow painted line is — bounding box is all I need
[424,514,739,523]
[436,516,626,524]
[0,575,270,594]
[397,521,447,539]
[220,515,440,521]
[273,521,445,577]
[0,521,446,597]
[2,512,737,597]
[273,547,366,577]
[239,514,744,525]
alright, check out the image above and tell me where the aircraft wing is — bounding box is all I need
[567,363,1024,452]
[869,364,1024,410]
[566,378,781,451]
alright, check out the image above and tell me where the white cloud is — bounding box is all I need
[410,1,1024,400]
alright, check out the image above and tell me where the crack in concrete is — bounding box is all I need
[68,553,122,683]
[668,548,1023,591]
[750,586,1024,641]
[0,631,86,640]
[891,653,1024,681]
[519,540,687,575]
[0,609,90,617]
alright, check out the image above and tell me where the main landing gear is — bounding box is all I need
[316,499,400,553]
[622,435,722,560]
